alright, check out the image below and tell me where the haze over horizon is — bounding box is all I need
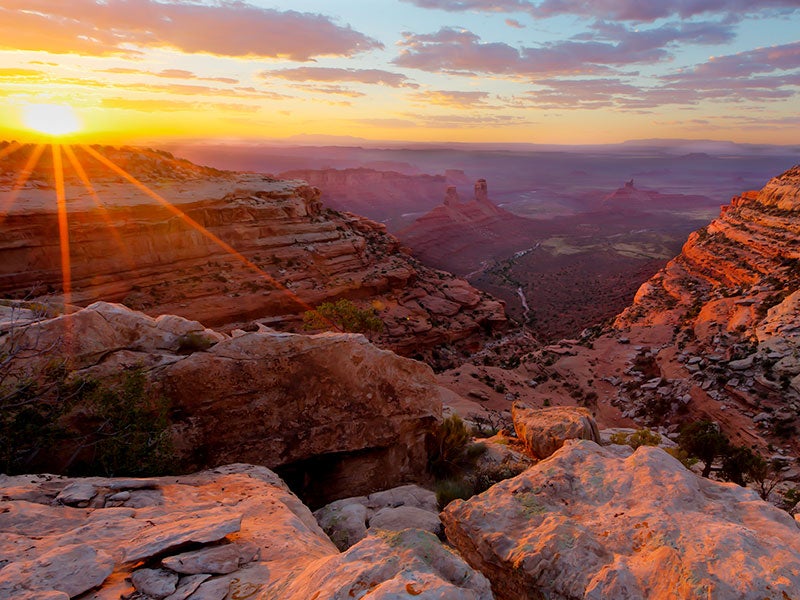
[0,0,798,146]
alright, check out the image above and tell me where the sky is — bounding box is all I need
[0,0,798,145]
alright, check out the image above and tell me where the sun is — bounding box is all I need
[22,103,82,137]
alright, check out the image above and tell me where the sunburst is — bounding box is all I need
[1,141,328,328]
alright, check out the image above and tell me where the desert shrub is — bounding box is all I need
[303,299,384,335]
[665,447,698,469]
[79,368,174,477]
[720,445,760,486]
[176,332,213,354]
[434,478,475,509]
[678,420,729,478]
[473,461,528,495]
[427,415,485,479]
[609,428,661,449]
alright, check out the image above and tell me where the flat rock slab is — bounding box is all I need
[162,543,251,575]
[123,509,243,563]
[0,544,113,598]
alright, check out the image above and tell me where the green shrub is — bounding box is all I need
[609,428,661,449]
[427,415,485,479]
[678,420,729,478]
[435,478,475,509]
[176,332,213,354]
[303,299,384,334]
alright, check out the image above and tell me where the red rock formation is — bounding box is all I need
[0,145,506,368]
[1,302,444,504]
[514,165,800,457]
[397,178,535,273]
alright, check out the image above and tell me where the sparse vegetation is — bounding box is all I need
[303,298,384,335]
[609,428,661,449]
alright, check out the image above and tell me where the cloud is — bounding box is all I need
[517,77,642,108]
[410,89,492,108]
[0,1,381,60]
[101,97,258,113]
[505,18,526,28]
[262,67,418,88]
[0,68,43,78]
[394,28,525,75]
[290,84,366,98]
[402,0,800,22]
[100,67,239,84]
[394,23,732,76]
[352,118,419,128]
[663,41,800,80]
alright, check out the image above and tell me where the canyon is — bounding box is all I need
[0,144,505,368]
[2,144,800,599]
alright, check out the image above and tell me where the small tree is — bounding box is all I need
[678,420,729,478]
[303,299,383,335]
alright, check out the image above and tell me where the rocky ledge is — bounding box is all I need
[0,464,492,599]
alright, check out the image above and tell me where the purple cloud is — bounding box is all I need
[0,1,381,60]
[402,0,800,22]
[394,23,734,76]
[262,67,418,88]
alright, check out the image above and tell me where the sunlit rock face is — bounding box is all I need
[0,464,493,599]
[0,144,505,369]
[1,302,443,504]
[443,440,800,600]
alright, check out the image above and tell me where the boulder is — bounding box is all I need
[512,404,600,459]
[3,303,443,505]
[442,440,800,600]
[315,484,440,550]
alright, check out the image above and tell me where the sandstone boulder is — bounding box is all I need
[314,484,440,550]
[276,529,493,600]
[443,440,800,600]
[512,404,600,458]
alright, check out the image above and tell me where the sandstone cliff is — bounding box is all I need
[0,144,506,368]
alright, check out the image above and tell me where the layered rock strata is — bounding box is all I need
[0,144,506,368]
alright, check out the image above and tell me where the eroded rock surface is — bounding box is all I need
[2,302,443,503]
[0,465,492,600]
[443,440,800,600]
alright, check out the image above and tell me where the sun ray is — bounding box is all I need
[52,144,72,313]
[0,143,46,223]
[79,144,329,323]
[63,145,137,273]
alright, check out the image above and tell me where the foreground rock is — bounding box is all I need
[2,302,442,504]
[442,440,800,600]
[0,464,492,599]
[512,404,600,458]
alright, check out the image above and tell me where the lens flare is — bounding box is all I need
[22,104,81,136]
